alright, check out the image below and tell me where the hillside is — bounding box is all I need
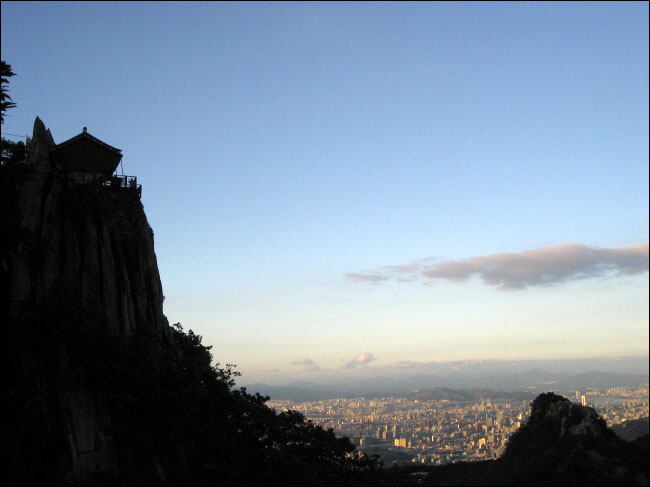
[611,418,650,442]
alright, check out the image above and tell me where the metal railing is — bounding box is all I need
[65,172,142,197]
[101,175,142,197]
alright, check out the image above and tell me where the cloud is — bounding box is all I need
[395,360,421,368]
[344,352,375,369]
[291,358,320,370]
[347,242,649,290]
[345,272,388,283]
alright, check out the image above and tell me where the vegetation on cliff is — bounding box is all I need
[5,299,383,485]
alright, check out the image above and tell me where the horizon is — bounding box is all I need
[241,354,650,388]
[2,2,648,382]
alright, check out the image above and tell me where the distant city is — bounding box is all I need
[269,385,649,466]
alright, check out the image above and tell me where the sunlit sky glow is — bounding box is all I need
[2,2,648,383]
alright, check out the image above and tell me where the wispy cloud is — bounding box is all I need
[291,358,321,371]
[344,352,375,369]
[347,242,649,290]
[345,272,388,283]
[395,360,421,368]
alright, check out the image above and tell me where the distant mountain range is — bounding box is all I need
[245,369,648,401]
[409,388,535,402]
[244,384,348,402]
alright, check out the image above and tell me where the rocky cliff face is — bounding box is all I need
[3,117,169,340]
[2,118,172,483]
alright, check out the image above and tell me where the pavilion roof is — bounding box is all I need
[50,128,122,174]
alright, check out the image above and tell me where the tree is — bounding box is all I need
[1,61,24,165]
[1,61,17,124]
[1,138,26,165]
[5,308,383,485]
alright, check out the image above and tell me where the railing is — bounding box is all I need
[101,175,142,197]
[66,172,142,197]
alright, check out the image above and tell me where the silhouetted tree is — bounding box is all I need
[1,138,26,164]
[4,304,383,485]
[1,60,17,124]
[1,61,24,166]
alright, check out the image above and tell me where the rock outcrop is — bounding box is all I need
[3,117,169,340]
[2,118,172,484]
[527,392,608,437]
[423,393,649,486]
[497,393,648,485]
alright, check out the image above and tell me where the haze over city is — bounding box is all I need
[1,2,648,384]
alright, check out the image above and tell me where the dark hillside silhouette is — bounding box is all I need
[5,314,381,485]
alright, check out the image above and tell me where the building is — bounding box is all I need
[49,127,141,196]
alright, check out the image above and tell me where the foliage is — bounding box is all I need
[1,60,17,124]
[4,303,382,485]
[152,322,383,485]
[1,137,26,164]
[1,61,26,166]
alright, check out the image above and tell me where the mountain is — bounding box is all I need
[409,388,535,402]
[2,118,169,340]
[3,118,172,482]
[245,368,648,400]
[245,383,353,402]
[557,371,650,390]
[247,383,536,402]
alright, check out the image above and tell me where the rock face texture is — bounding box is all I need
[527,392,608,437]
[4,117,168,340]
[2,118,172,483]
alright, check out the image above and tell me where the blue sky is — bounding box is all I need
[2,2,648,383]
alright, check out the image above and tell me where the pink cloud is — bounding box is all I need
[347,242,649,290]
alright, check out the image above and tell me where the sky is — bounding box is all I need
[2,1,648,384]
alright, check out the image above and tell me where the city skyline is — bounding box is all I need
[268,384,649,466]
[1,2,648,379]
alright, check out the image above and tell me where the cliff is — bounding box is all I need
[2,118,172,483]
[2,117,168,340]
